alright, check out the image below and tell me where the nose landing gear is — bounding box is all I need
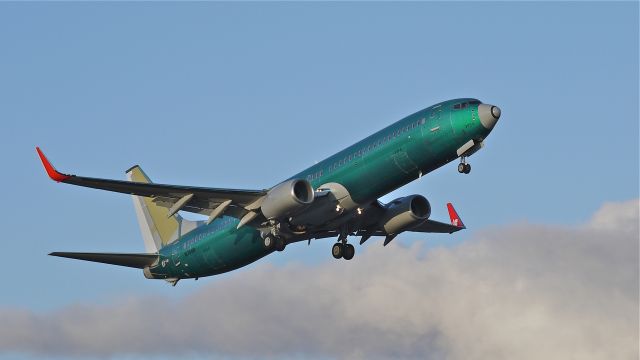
[458,157,471,174]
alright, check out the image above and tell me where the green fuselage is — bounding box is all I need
[149,98,490,280]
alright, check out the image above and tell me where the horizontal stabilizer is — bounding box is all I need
[49,252,158,269]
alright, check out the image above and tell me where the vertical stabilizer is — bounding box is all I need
[126,165,202,252]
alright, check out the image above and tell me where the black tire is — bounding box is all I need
[464,163,471,174]
[263,235,275,250]
[343,244,355,260]
[332,243,343,259]
[458,163,465,173]
[275,237,286,252]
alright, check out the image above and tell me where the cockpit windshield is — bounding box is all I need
[453,99,481,109]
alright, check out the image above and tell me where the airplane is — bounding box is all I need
[37,98,501,286]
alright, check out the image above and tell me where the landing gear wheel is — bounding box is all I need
[458,163,465,173]
[332,243,344,259]
[263,235,275,250]
[275,237,286,252]
[463,163,471,174]
[343,244,355,260]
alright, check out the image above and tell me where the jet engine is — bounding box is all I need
[379,195,431,234]
[261,179,315,220]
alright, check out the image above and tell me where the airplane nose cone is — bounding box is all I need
[478,104,501,130]
[491,105,501,119]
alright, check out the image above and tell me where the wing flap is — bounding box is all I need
[49,252,158,269]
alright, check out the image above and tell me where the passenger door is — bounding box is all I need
[422,105,450,155]
[392,147,418,174]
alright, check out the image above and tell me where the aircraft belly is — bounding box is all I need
[196,229,268,277]
[155,226,269,279]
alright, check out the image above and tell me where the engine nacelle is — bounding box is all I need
[261,179,315,220]
[380,195,431,234]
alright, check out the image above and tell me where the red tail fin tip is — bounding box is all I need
[447,203,465,228]
[36,147,71,182]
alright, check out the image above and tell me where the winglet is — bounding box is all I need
[447,203,465,229]
[36,147,71,182]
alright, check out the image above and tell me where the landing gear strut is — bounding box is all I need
[458,157,471,174]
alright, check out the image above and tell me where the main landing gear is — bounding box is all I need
[458,157,471,174]
[332,230,355,260]
[263,234,286,252]
[332,242,355,260]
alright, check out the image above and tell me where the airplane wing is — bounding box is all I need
[36,147,267,222]
[290,202,465,245]
[408,203,465,234]
[407,219,464,234]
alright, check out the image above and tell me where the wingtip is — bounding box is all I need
[36,147,71,182]
[446,203,465,229]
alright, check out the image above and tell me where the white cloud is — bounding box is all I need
[1,199,638,359]
[589,198,639,232]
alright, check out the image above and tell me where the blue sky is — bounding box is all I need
[0,2,637,355]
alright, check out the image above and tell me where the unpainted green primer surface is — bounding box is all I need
[153,98,490,279]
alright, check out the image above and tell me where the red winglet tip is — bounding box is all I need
[447,203,465,228]
[36,147,70,182]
